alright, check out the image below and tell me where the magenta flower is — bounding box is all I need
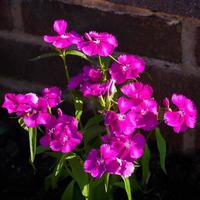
[23,97,52,128]
[44,19,82,49]
[84,144,117,178]
[84,133,145,178]
[68,66,109,97]
[108,134,146,161]
[104,111,136,136]
[129,99,158,131]
[2,92,52,128]
[80,82,109,97]
[42,86,62,108]
[40,110,82,153]
[118,82,153,114]
[109,54,145,84]
[164,94,197,133]
[77,31,118,57]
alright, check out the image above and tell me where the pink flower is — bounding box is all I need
[40,110,82,153]
[127,99,158,131]
[118,82,153,114]
[109,54,145,84]
[23,97,52,128]
[107,133,146,161]
[2,92,52,128]
[84,133,146,178]
[44,19,82,49]
[68,66,109,97]
[104,111,136,136]
[84,144,117,178]
[164,94,197,133]
[77,31,118,57]
[42,86,62,108]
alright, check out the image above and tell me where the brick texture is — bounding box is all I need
[0,38,88,89]
[195,27,200,67]
[21,1,182,63]
[108,0,200,19]
[0,1,13,30]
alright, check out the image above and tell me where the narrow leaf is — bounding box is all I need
[28,127,37,165]
[65,50,89,61]
[155,128,167,174]
[122,177,132,200]
[36,145,48,154]
[30,52,59,61]
[51,154,66,188]
[142,144,151,185]
[72,91,83,121]
[83,125,105,144]
[104,173,110,193]
[61,180,75,200]
[18,118,29,131]
[84,115,103,129]
[68,157,89,198]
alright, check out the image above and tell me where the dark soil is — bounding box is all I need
[1,108,200,200]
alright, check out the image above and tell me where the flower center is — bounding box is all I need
[94,39,100,44]
[61,34,68,39]
[141,109,147,115]
[118,114,125,120]
[63,135,69,142]
[125,141,130,148]
[122,64,130,71]
[178,110,185,117]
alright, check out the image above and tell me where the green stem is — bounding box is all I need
[61,54,70,82]
[109,55,120,64]
[98,56,107,81]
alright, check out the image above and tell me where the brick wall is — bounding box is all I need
[0,0,200,152]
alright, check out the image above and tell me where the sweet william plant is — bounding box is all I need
[2,19,197,200]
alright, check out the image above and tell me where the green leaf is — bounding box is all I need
[68,157,89,198]
[36,145,48,154]
[83,125,105,145]
[84,115,103,129]
[61,180,75,200]
[28,127,37,165]
[73,91,83,121]
[45,151,63,158]
[104,173,110,193]
[113,181,124,189]
[142,144,151,185]
[18,118,29,131]
[123,177,132,200]
[155,128,167,174]
[65,50,89,61]
[30,52,59,61]
[65,153,76,160]
[51,154,67,188]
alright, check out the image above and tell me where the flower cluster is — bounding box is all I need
[2,87,61,128]
[44,19,197,178]
[40,109,82,153]
[2,18,198,184]
[84,133,145,178]
[2,86,83,154]
[68,65,109,97]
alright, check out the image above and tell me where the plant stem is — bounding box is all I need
[61,54,70,82]
[109,55,120,64]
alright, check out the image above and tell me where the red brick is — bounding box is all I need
[21,1,182,63]
[0,1,13,30]
[107,0,200,19]
[195,27,200,67]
